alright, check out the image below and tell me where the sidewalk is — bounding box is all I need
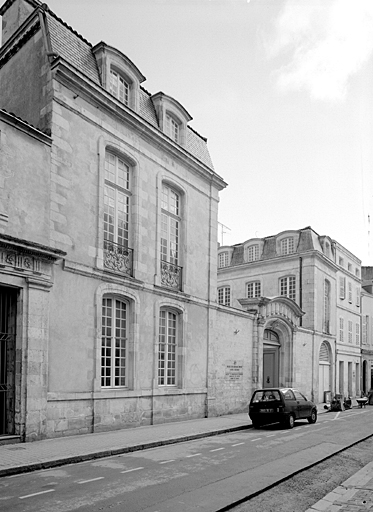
[0,405,372,512]
[305,462,373,512]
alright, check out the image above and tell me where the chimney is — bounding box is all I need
[1,0,38,46]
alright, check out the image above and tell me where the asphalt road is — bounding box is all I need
[1,408,373,512]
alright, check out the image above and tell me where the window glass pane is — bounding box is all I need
[110,70,129,106]
[101,297,127,388]
[248,245,259,262]
[104,153,130,249]
[218,252,229,268]
[160,186,180,265]
[158,310,177,386]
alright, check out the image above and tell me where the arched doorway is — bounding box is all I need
[319,341,331,402]
[263,329,280,388]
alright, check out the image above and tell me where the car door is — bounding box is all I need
[282,389,299,418]
[292,389,310,418]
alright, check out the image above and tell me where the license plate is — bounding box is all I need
[261,409,273,413]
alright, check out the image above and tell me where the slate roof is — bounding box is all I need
[47,13,100,86]
[41,6,215,169]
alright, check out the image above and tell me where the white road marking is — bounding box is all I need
[333,412,341,420]
[159,460,175,464]
[186,453,201,458]
[232,442,245,447]
[77,477,104,484]
[19,489,55,499]
[251,438,262,441]
[266,434,275,437]
[121,467,144,474]
[210,448,224,452]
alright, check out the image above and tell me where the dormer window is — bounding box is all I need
[92,42,146,113]
[281,237,294,255]
[110,69,129,105]
[247,244,259,262]
[166,114,179,143]
[151,92,192,147]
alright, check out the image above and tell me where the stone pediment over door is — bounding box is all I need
[238,296,304,330]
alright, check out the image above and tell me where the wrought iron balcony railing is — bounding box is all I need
[104,240,133,277]
[161,260,182,290]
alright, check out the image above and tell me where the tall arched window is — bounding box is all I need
[324,279,331,334]
[160,184,182,289]
[103,151,133,276]
[158,309,178,386]
[101,297,127,388]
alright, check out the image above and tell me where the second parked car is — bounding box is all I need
[248,388,317,429]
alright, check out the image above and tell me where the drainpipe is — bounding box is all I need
[205,179,213,418]
[299,257,303,326]
[311,330,315,402]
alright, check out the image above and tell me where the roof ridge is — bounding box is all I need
[44,4,93,48]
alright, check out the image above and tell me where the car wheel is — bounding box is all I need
[286,414,295,429]
[307,409,317,424]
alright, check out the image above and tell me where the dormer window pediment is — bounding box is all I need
[92,42,146,112]
[151,92,192,147]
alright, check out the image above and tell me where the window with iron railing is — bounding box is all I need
[160,184,182,290]
[103,152,133,276]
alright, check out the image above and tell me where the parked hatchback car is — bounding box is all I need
[248,388,317,429]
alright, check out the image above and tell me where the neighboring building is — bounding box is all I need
[361,267,373,393]
[217,226,362,403]
[0,109,66,440]
[334,242,361,398]
[0,0,259,442]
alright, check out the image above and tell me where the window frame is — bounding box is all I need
[348,320,353,343]
[218,286,231,306]
[158,309,178,387]
[161,184,181,266]
[280,237,295,255]
[348,282,353,304]
[109,68,130,106]
[279,276,296,301]
[166,113,180,143]
[323,279,331,334]
[218,251,229,269]
[247,281,261,298]
[339,317,344,342]
[247,244,259,262]
[339,276,346,300]
[104,151,131,249]
[101,296,128,388]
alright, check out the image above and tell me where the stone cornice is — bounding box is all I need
[0,234,66,261]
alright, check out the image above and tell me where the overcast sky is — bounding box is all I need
[15,0,373,264]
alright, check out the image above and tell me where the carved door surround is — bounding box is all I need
[239,296,304,388]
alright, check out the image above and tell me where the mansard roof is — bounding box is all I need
[221,226,340,267]
[0,0,215,170]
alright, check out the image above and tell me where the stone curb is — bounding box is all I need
[0,424,251,478]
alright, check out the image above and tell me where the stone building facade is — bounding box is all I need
[361,267,373,393]
[217,226,363,403]
[0,0,257,441]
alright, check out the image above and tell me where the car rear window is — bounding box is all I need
[251,390,281,402]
